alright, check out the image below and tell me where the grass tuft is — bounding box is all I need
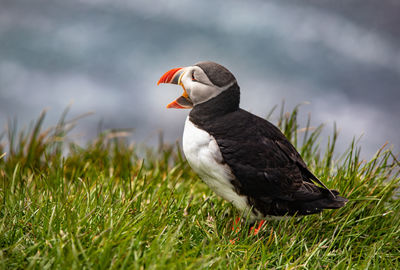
[0,106,399,269]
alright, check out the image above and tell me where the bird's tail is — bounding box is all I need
[298,189,348,215]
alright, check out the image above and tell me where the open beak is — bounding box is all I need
[157,67,193,109]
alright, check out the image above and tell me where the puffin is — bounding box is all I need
[158,61,347,227]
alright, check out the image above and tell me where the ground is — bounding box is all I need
[1,107,399,269]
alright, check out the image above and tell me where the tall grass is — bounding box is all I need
[0,106,399,269]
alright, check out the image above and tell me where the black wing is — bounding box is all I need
[204,109,346,215]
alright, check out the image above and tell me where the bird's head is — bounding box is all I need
[157,61,238,109]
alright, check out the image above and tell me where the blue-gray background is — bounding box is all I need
[1,0,399,158]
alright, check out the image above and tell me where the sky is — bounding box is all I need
[1,0,399,159]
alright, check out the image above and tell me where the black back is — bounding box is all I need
[189,84,347,216]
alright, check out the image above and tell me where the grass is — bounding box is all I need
[0,105,399,269]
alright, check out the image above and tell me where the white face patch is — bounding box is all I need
[179,66,236,106]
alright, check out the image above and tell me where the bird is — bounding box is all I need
[157,61,347,230]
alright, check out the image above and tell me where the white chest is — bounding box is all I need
[182,117,251,214]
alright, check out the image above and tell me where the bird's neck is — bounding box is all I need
[189,84,240,125]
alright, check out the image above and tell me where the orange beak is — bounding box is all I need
[157,67,193,109]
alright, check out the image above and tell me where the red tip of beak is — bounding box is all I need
[166,100,186,109]
[157,67,183,85]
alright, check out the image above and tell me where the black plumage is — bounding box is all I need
[195,61,236,87]
[189,83,347,217]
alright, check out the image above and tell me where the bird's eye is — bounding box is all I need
[191,72,197,81]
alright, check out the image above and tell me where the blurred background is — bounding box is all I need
[1,0,399,158]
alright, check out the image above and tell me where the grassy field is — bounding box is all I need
[1,106,399,269]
